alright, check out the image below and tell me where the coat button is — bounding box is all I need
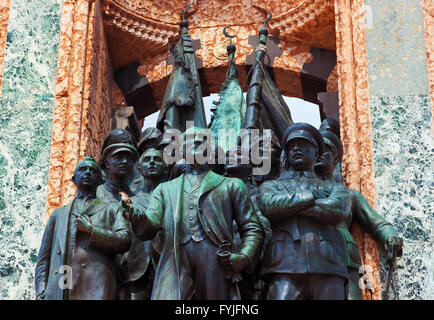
[54,270,58,275]
[189,205,194,209]
[57,250,61,255]
[81,264,86,269]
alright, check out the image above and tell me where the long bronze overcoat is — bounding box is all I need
[35,199,131,300]
[131,171,264,300]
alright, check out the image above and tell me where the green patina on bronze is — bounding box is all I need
[210,28,246,153]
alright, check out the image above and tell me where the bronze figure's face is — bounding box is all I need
[105,151,134,177]
[139,148,167,178]
[315,144,336,175]
[72,158,102,190]
[286,138,317,171]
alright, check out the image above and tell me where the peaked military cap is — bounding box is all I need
[319,118,340,138]
[100,129,136,154]
[282,122,325,156]
[99,143,139,169]
[138,127,162,154]
[320,129,343,162]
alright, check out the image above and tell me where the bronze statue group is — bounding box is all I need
[35,9,402,300]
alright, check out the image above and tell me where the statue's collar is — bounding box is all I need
[184,164,209,175]
[287,169,316,179]
[75,193,96,203]
[105,179,133,197]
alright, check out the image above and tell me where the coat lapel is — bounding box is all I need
[171,174,185,231]
[58,200,74,259]
[197,171,225,200]
[85,198,107,216]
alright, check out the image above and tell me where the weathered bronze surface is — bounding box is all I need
[209,28,246,153]
[156,4,207,132]
[315,122,403,300]
[258,123,351,300]
[99,128,144,194]
[224,146,272,300]
[35,158,131,300]
[125,127,264,299]
[35,9,404,301]
[97,142,158,300]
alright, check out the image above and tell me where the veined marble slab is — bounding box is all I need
[370,95,433,300]
[0,0,61,300]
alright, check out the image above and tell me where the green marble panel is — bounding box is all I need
[0,0,61,299]
[370,95,433,300]
[364,0,433,300]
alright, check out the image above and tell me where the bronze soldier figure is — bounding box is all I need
[258,123,351,300]
[318,118,343,183]
[35,157,131,300]
[97,143,158,300]
[99,129,144,195]
[97,143,139,203]
[315,129,403,300]
[125,127,264,300]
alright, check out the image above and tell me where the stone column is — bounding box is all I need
[422,0,434,131]
[46,0,113,217]
[334,0,381,300]
[0,0,10,98]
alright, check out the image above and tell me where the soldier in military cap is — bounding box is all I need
[97,143,139,203]
[258,122,351,300]
[97,143,147,299]
[319,118,342,183]
[99,129,144,194]
[252,131,283,185]
[315,129,403,300]
[315,129,343,181]
[319,118,340,138]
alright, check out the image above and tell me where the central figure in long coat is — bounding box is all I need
[126,127,264,300]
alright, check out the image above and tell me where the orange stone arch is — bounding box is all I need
[46,0,381,299]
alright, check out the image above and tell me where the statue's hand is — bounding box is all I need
[36,291,45,300]
[119,192,133,221]
[385,236,403,259]
[120,201,134,221]
[221,253,249,273]
[76,214,93,233]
